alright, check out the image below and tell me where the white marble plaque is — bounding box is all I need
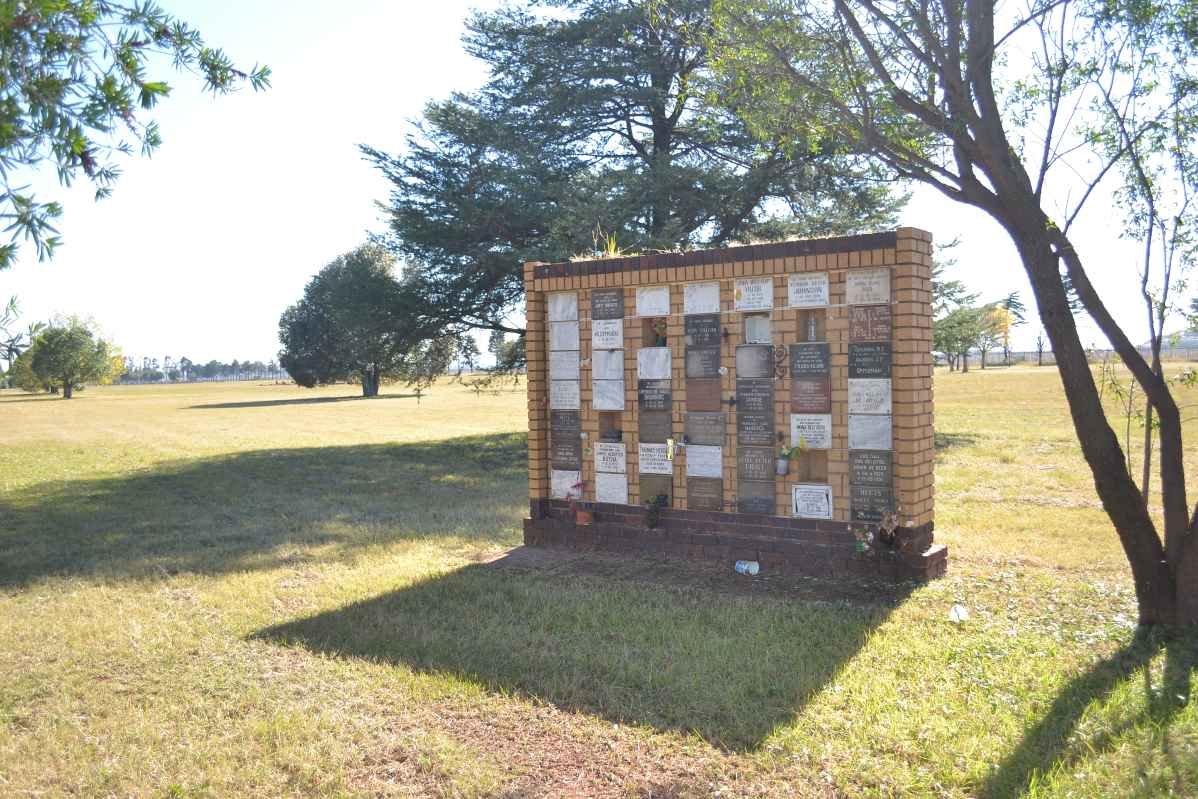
[683,282,720,315]
[595,472,629,504]
[848,378,892,415]
[591,349,624,380]
[551,469,581,499]
[685,445,723,478]
[849,414,892,450]
[595,441,627,474]
[734,277,774,311]
[549,320,579,351]
[549,350,580,381]
[591,318,624,350]
[637,347,672,380]
[547,292,578,322]
[744,314,771,344]
[549,380,580,410]
[846,268,890,305]
[788,272,829,308]
[593,379,625,410]
[790,413,832,450]
[792,483,834,519]
[638,442,673,474]
[636,285,670,317]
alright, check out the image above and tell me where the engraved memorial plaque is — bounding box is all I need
[734,277,774,311]
[551,469,581,499]
[685,445,722,478]
[637,347,672,380]
[590,288,625,320]
[638,410,673,443]
[595,472,629,504]
[684,314,721,347]
[735,344,774,379]
[551,434,582,470]
[792,483,834,520]
[549,350,580,381]
[790,342,830,376]
[591,349,624,380]
[737,411,775,446]
[685,346,721,379]
[636,285,670,317]
[846,267,890,305]
[788,272,829,308]
[744,313,771,344]
[638,379,671,411]
[595,442,627,474]
[735,378,774,414]
[850,304,892,341]
[849,414,892,450]
[790,413,832,450]
[640,474,672,505]
[547,292,578,322]
[683,282,720,315]
[638,442,673,474]
[851,485,893,522]
[737,481,776,514]
[593,379,625,410]
[791,376,831,413]
[849,450,892,487]
[591,318,624,350]
[549,320,579,351]
[687,377,722,411]
[847,378,891,415]
[549,380,580,409]
[550,410,581,435]
[848,342,892,378]
[684,412,725,446]
[738,447,774,482]
[687,477,723,511]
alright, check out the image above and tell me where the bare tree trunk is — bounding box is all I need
[62,383,72,399]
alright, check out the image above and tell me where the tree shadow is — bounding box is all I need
[187,393,419,409]
[935,430,979,450]
[0,433,527,587]
[253,555,915,750]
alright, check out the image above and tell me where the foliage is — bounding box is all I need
[27,316,118,398]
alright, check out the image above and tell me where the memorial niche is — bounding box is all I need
[684,412,724,446]
[685,347,720,379]
[687,477,723,511]
[848,342,892,378]
[590,288,625,320]
[638,380,671,411]
[737,480,775,514]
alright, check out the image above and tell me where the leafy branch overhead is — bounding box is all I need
[0,0,270,270]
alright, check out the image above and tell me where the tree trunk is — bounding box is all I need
[961,352,969,372]
[362,367,380,397]
[981,350,987,369]
[62,383,72,399]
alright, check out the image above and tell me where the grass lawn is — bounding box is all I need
[0,371,1195,797]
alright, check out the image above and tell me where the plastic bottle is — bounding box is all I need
[734,560,760,575]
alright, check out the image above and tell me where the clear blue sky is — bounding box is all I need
[1,1,1155,363]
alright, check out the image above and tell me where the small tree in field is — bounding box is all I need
[29,318,117,398]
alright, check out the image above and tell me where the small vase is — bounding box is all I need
[775,457,790,476]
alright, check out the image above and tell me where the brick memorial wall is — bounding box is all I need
[523,229,945,582]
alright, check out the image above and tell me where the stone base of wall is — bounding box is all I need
[525,500,947,583]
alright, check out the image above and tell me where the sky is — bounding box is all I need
[0,1,1165,363]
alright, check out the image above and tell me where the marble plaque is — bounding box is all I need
[685,445,723,478]
[590,288,625,320]
[849,450,893,487]
[595,441,627,474]
[735,344,773,379]
[551,469,581,500]
[848,343,891,378]
[636,285,670,317]
[592,318,624,350]
[547,292,578,322]
[550,434,582,470]
[687,378,722,411]
[734,277,774,311]
[549,380,580,409]
[549,410,581,435]
[596,471,629,504]
[686,346,721,379]
[683,282,720,315]
[851,485,894,522]
[639,410,673,443]
[687,477,724,511]
[684,412,725,445]
[736,378,774,414]
[684,313,721,346]
[788,272,829,308]
[737,481,776,514]
[792,484,834,520]
[549,350,580,381]
[846,267,890,305]
[744,314,771,344]
[637,347,672,380]
[850,304,892,341]
[849,414,892,450]
[790,342,830,376]
[790,413,832,450]
[639,442,673,474]
[791,376,831,413]
[640,474,672,505]
[737,411,775,446]
[848,378,891,415]
[549,320,579,351]
[638,379,671,411]
[591,349,624,380]
[738,447,775,482]
[593,379,625,411]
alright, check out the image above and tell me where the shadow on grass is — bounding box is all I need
[935,430,979,450]
[187,393,419,409]
[253,555,914,750]
[0,433,526,587]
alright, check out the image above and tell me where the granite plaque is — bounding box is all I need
[637,347,672,380]
[734,277,774,311]
[640,474,672,505]
[549,320,579,351]
[687,377,722,411]
[792,483,834,519]
[595,441,627,474]
[846,267,890,305]
[735,378,774,414]
[737,481,776,514]
[685,445,723,478]
[791,376,831,413]
[848,342,892,378]
[686,346,721,379]
[638,442,673,474]
[848,378,891,415]
[639,410,673,443]
[596,472,629,504]
[851,485,893,522]
[735,344,774,379]
[790,413,832,450]
[638,379,671,410]
[550,434,582,470]
[636,285,670,317]
[549,350,580,382]
[549,410,581,435]
[687,477,723,511]
[592,318,624,350]
[849,414,892,450]
[590,288,625,320]
[849,450,892,487]
[547,292,578,322]
[850,304,892,341]
[737,411,775,446]
[593,379,625,411]
[550,469,581,500]
[684,412,725,446]
[790,343,830,376]
[684,313,721,347]
[788,272,829,308]
[549,380,580,409]
[738,447,775,482]
[591,349,624,380]
[683,282,720,315]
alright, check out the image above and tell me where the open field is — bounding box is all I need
[1,371,1195,797]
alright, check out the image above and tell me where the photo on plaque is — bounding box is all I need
[848,342,892,378]
[594,441,627,474]
[549,350,580,382]
[845,267,891,305]
[684,445,722,478]
[547,292,578,322]
[550,469,581,500]
[636,285,670,317]
[792,483,834,520]
[549,320,579,352]
[686,477,724,511]
[683,282,720,315]
[847,378,892,415]
[591,348,624,380]
[684,412,725,446]
[790,413,832,450]
[591,318,624,350]
[637,346,672,380]
[549,380,580,410]
[590,288,625,320]
[595,472,629,505]
[735,344,774,379]
[788,272,829,308]
[848,414,892,450]
[637,379,671,411]
[592,379,625,411]
[734,277,774,311]
[638,442,673,474]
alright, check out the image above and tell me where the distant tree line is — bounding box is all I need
[118,357,287,384]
